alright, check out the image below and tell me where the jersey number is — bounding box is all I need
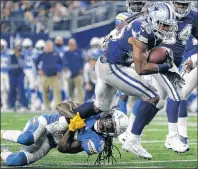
[163,24,192,45]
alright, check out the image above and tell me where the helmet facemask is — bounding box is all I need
[126,1,146,13]
[94,114,116,137]
[154,20,178,39]
[173,1,191,18]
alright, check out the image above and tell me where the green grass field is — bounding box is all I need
[1,112,197,168]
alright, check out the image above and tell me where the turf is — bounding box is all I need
[1,112,197,168]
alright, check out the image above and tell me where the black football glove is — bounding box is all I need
[165,71,185,88]
[165,49,174,69]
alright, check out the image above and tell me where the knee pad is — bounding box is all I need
[17,131,34,146]
[6,152,28,166]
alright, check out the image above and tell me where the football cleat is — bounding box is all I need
[165,134,189,153]
[179,135,190,151]
[122,134,152,159]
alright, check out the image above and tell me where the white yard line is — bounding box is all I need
[1,140,197,146]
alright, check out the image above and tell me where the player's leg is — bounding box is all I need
[1,116,47,146]
[178,65,197,145]
[42,76,50,109]
[7,73,17,109]
[0,73,9,110]
[152,64,188,153]
[17,72,28,109]
[1,137,51,166]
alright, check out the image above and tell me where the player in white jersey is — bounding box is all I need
[0,39,10,110]
[21,38,37,110]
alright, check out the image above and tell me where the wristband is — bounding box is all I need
[158,64,170,74]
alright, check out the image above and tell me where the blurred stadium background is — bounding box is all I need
[1,0,132,112]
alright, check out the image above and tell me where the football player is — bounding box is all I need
[154,1,198,152]
[21,38,37,111]
[114,0,150,144]
[178,34,197,146]
[1,101,128,166]
[63,2,181,159]
[0,39,10,110]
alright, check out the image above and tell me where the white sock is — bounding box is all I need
[126,113,136,134]
[1,130,22,142]
[178,117,188,138]
[168,123,178,136]
[1,150,12,162]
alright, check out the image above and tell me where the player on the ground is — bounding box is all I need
[61,2,184,159]
[1,101,128,166]
[0,39,10,110]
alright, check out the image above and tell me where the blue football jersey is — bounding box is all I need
[162,9,198,67]
[21,48,35,69]
[104,18,161,66]
[42,113,61,124]
[77,114,105,155]
[1,49,11,73]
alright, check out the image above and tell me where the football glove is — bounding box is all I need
[165,49,174,69]
[165,71,185,88]
[69,113,85,132]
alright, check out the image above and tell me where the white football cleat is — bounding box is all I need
[179,135,189,151]
[165,134,189,153]
[122,134,152,159]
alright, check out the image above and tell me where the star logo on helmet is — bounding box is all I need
[154,7,159,11]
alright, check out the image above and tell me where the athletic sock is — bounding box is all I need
[131,100,159,135]
[73,101,99,118]
[166,98,181,136]
[1,150,28,166]
[1,130,22,143]
[178,100,188,137]
[116,96,128,115]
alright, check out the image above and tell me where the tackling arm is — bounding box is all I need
[57,130,83,154]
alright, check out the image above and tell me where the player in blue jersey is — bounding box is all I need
[64,2,185,159]
[1,101,128,166]
[0,39,10,110]
[151,1,198,152]
[21,38,38,111]
[114,1,152,144]
[178,34,197,148]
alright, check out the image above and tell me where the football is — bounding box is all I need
[148,47,170,64]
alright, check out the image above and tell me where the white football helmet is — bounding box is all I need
[148,2,177,39]
[1,39,7,49]
[171,1,192,18]
[112,110,129,137]
[90,37,100,48]
[126,0,147,13]
[22,38,33,48]
[94,110,128,138]
[35,39,46,50]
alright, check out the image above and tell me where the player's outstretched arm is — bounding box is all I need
[57,130,83,154]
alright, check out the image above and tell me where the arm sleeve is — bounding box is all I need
[83,63,90,83]
[131,21,149,44]
[191,53,198,68]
